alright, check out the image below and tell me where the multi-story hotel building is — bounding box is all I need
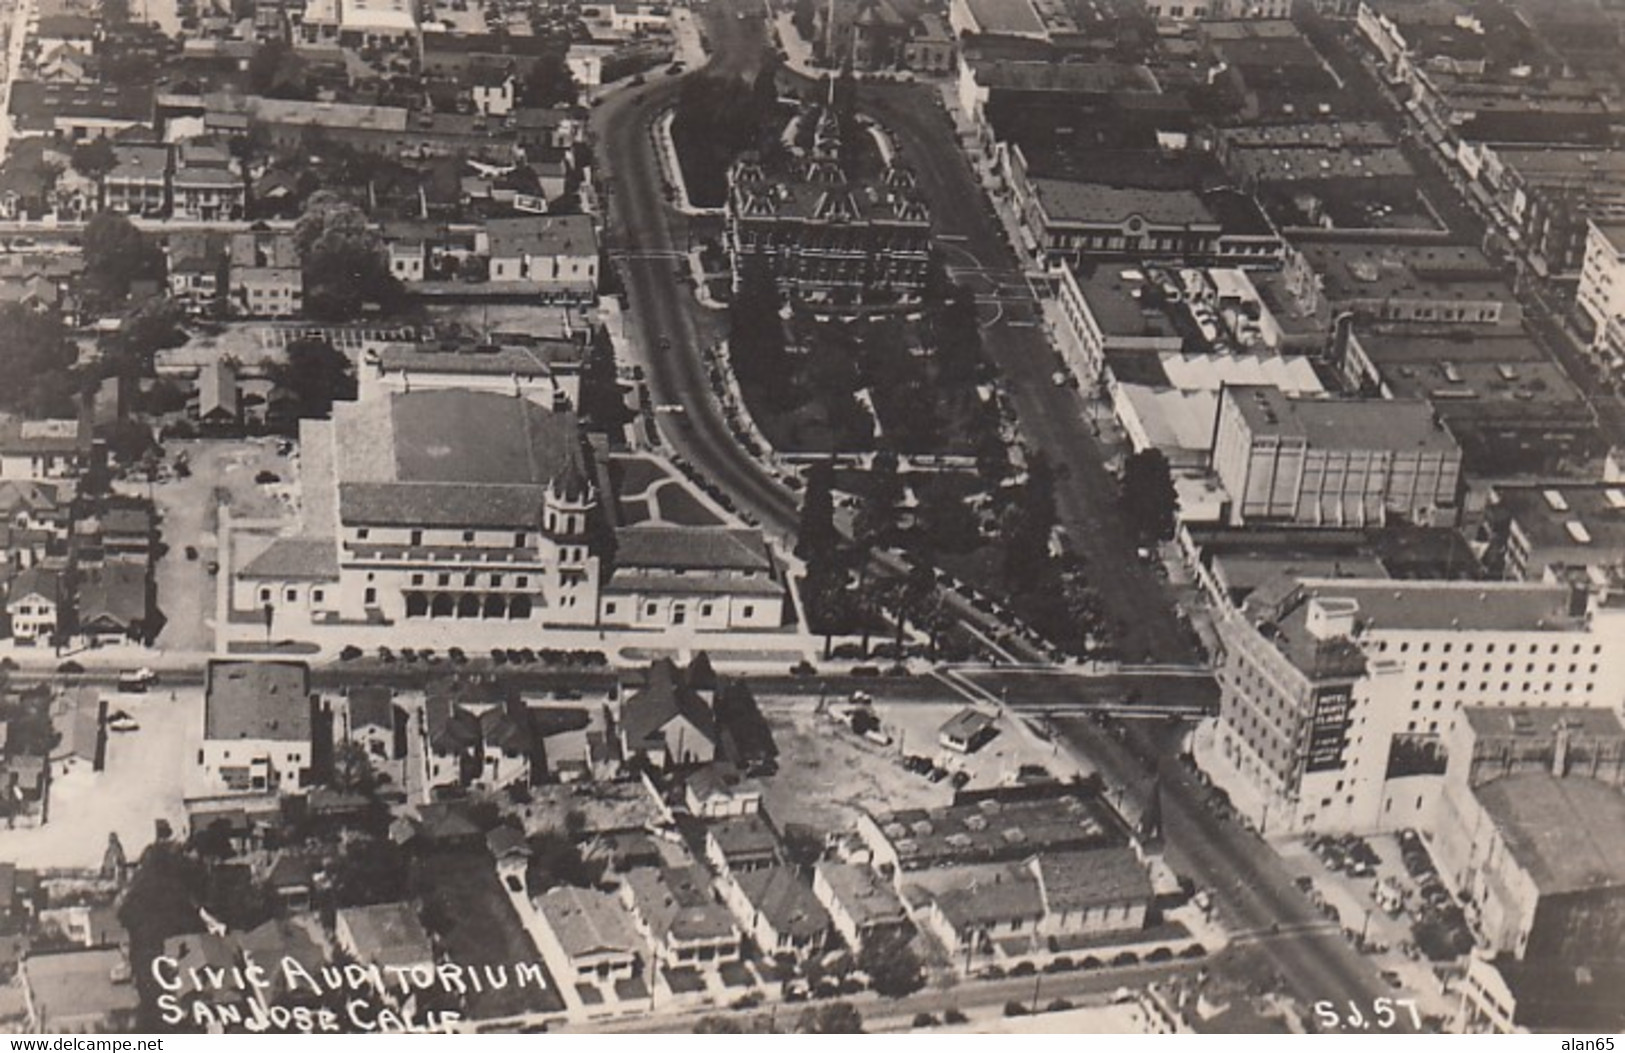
[1210,575,1625,834]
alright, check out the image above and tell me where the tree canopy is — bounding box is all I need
[1120,448,1178,544]
[268,337,357,420]
[294,192,406,320]
[82,211,164,306]
[0,305,79,418]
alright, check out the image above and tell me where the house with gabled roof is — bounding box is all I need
[616,659,717,769]
[719,865,830,959]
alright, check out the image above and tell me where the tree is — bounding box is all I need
[580,325,634,432]
[70,139,117,181]
[294,192,404,321]
[794,458,839,563]
[268,337,356,420]
[0,304,78,418]
[853,451,903,556]
[796,1001,864,1034]
[82,211,163,305]
[326,836,411,907]
[1120,448,1178,544]
[107,295,185,378]
[331,741,378,796]
[521,50,579,107]
[803,562,853,659]
[858,931,925,998]
[728,257,788,400]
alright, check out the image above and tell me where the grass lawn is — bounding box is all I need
[414,849,567,1019]
[610,456,670,497]
[651,483,722,525]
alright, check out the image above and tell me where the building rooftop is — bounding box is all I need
[1475,773,1625,896]
[706,813,780,862]
[372,340,581,379]
[1295,578,1585,633]
[534,886,641,960]
[1494,484,1625,562]
[484,215,598,259]
[204,660,311,743]
[1031,181,1217,228]
[623,866,737,944]
[1294,241,1510,305]
[1463,706,1625,742]
[21,949,138,1029]
[612,526,773,573]
[1074,270,1182,340]
[869,787,1129,870]
[336,903,435,968]
[957,0,1046,38]
[238,537,341,581]
[1033,847,1153,913]
[813,862,906,928]
[732,866,830,940]
[1222,385,1457,453]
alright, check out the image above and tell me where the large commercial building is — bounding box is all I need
[230,384,785,646]
[1211,385,1462,528]
[1490,484,1625,582]
[1576,219,1625,369]
[725,120,931,298]
[1292,240,1518,328]
[1209,575,1625,834]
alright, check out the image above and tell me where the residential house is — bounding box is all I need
[703,813,781,876]
[198,660,314,795]
[37,42,93,84]
[917,864,1047,960]
[19,948,139,1033]
[48,687,101,777]
[171,164,243,222]
[530,885,643,985]
[228,231,303,318]
[620,865,741,968]
[812,861,908,953]
[333,903,436,1005]
[468,69,514,117]
[343,685,398,766]
[0,414,95,480]
[617,659,717,769]
[75,560,151,645]
[165,233,227,316]
[486,825,532,888]
[7,566,64,646]
[102,145,169,217]
[196,361,240,429]
[420,678,535,795]
[97,506,154,560]
[684,762,762,818]
[719,865,830,959]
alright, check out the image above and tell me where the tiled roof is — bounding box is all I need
[337,903,434,969]
[238,537,341,581]
[613,527,773,572]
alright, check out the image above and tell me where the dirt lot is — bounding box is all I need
[757,697,1083,834]
[0,686,194,868]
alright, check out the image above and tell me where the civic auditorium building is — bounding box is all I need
[229,385,786,645]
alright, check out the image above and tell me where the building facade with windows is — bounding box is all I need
[1209,574,1625,834]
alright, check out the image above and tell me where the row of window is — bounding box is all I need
[360,528,535,547]
[1414,660,1600,674]
[1413,680,1594,696]
[1377,639,1602,656]
[410,571,532,589]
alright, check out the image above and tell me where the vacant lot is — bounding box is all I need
[0,687,194,868]
[756,697,1078,835]
[415,849,567,1020]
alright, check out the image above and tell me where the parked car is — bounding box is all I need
[108,712,139,732]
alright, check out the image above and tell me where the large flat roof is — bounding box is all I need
[1475,773,1625,895]
[958,0,1045,37]
[1463,705,1625,742]
[1295,578,1584,633]
[1495,484,1625,557]
[870,788,1128,870]
[1032,181,1215,228]
[205,660,311,743]
[1222,385,1457,453]
[1294,241,1509,303]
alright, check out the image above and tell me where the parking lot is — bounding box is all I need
[0,686,195,868]
[142,438,300,654]
[1275,830,1465,1023]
